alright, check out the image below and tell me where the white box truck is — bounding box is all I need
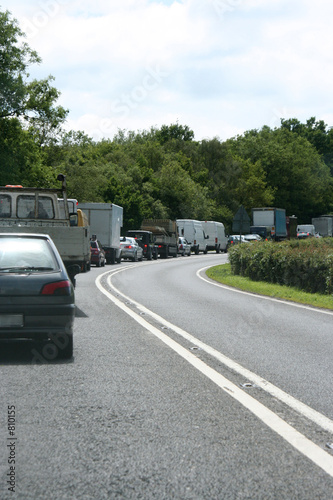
[312,216,333,237]
[177,219,207,254]
[78,202,123,264]
[201,221,228,253]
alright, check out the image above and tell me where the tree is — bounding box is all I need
[281,117,333,174]
[155,123,194,144]
[0,9,68,143]
[0,117,53,186]
[0,10,40,118]
[228,126,333,221]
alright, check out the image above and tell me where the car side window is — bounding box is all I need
[0,195,11,217]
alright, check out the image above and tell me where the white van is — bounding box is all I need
[177,219,207,254]
[201,221,228,253]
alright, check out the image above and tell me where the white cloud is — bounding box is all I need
[2,0,333,141]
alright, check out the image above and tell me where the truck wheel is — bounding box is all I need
[216,245,220,254]
[204,246,208,254]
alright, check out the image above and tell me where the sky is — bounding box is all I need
[2,0,333,142]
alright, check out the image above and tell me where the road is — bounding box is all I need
[1,253,333,499]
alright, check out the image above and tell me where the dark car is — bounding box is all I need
[90,238,106,267]
[0,233,75,359]
[126,230,158,260]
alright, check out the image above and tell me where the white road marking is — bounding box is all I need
[95,269,333,478]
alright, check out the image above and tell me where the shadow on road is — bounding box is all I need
[0,341,74,365]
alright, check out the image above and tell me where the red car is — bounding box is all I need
[90,239,106,267]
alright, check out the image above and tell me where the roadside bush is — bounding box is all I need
[228,239,333,295]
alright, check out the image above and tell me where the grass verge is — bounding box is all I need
[206,263,333,311]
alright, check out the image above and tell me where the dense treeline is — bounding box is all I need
[1,9,333,232]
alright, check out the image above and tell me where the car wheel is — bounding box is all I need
[132,252,138,262]
[101,258,105,267]
[97,257,101,267]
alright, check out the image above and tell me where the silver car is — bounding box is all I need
[120,237,144,262]
[178,236,191,256]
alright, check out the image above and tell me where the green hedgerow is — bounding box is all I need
[228,238,333,295]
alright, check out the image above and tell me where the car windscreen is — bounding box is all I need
[0,237,59,271]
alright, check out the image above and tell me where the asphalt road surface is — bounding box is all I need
[1,253,333,499]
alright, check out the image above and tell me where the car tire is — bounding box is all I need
[132,252,138,262]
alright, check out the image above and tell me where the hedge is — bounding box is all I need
[228,238,333,295]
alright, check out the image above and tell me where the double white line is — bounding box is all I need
[96,266,333,478]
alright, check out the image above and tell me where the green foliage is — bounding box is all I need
[0,9,68,137]
[2,9,333,231]
[0,118,52,186]
[155,123,194,144]
[0,10,40,119]
[227,126,333,222]
[228,239,333,295]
